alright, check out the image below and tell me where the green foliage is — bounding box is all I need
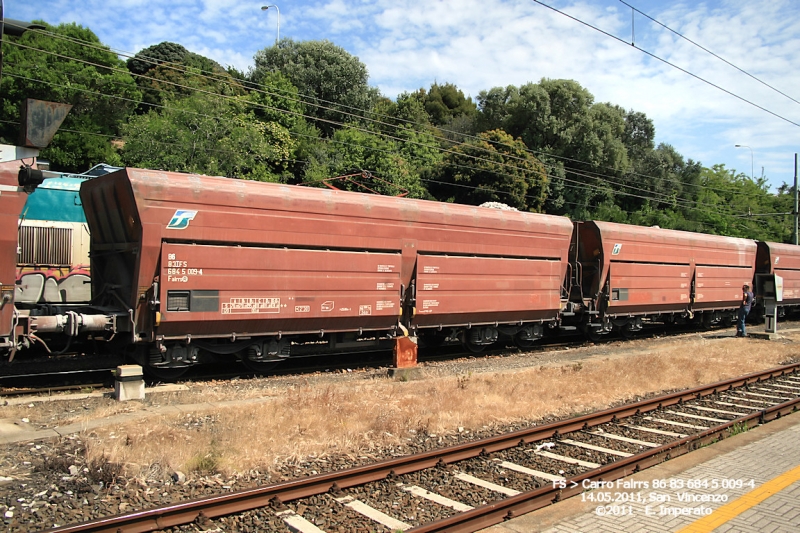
[121,92,293,181]
[391,92,435,126]
[252,39,379,136]
[477,79,629,218]
[302,126,429,198]
[690,165,790,241]
[429,129,548,212]
[728,421,749,436]
[128,42,243,114]
[418,82,477,127]
[622,108,656,160]
[127,42,194,75]
[246,70,305,131]
[0,21,141,171]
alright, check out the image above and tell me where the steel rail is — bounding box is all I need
[0,383,106,397]
[409,384,800,531]
[42,362,800,533]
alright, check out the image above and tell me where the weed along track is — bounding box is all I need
[41,363,800,533]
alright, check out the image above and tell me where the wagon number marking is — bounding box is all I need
[166,253,203,283]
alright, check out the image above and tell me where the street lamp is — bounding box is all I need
[735,144,754,181]
[261,5,280,45]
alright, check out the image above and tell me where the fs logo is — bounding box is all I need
[166,209,198,230]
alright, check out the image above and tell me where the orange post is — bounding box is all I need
[393,336,418,368]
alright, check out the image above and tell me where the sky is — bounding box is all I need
[7,0,800,191]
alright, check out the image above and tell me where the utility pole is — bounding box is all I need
[1,0,5,85]
[795,153,798,245]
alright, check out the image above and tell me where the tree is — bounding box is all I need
[388,92,434,126]
[127,42,195,76]
[429,129,548,212]
[417,82,477,127]
[475,85,516,132]
[301,127,429,198]
[0,22,141,171]
[121,91,293,182]
[689,165,783,240]
[477,79,630,218]
[251,39,379,135]
[127,42,243,114]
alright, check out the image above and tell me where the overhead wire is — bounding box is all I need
[618,0,800,107]
[530,0,800,129]
[2,41,674,209]
[3,45,735,218]
[0,28,776,223]
[7,65,766,224]
[5,26,719,203]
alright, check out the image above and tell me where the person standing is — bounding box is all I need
[737,283,754,337]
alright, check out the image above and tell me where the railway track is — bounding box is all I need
[1,318,762,394]
[0,382,106,398]
[42,362,800,533]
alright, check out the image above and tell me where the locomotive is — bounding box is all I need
[15,164,120,307]
[2,162,799,378]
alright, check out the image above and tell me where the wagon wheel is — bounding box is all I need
[583,326,603,343]
[241,359,282,375]
[513,332,538,349]
[144,365,189,382]
[463,340,487,353]
[619,323,637,339]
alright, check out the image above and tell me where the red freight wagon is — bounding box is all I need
[574,221,756,335]
[80,168,574,372]
[756,241,800,307]
[0,162,29,347]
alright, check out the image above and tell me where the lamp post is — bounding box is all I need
[735,144,754,180]
[261,5,280,44]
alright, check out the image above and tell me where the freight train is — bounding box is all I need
[2,162,799,379]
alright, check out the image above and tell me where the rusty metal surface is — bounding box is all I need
[18,99,72,148]
[756,241,800,304]
[158,242,403,336]
[42,362,800,533]
[80,169,574,341]
[579,221,756,315]
[393,336,418,367]
[79,170,142,312]
[414,254,567,326]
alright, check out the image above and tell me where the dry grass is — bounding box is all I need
[78,333,798,478]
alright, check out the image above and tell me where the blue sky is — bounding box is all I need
[8,0,800,190]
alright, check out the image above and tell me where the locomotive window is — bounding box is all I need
[167,291,190,311]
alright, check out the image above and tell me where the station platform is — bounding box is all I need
[482,410,800,533]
